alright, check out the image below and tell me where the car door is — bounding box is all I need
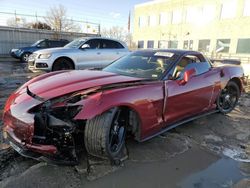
[76,39,103,69]
[163,54,216,125]
[99,39,128,67]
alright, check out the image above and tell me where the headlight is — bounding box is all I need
[11,49,18,52]
[38,53,51,59]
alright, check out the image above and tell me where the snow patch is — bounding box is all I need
[223,148,250,163]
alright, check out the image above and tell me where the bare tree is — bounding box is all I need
[45,5,80,32]
[30,22,52,30]
[101,26,135,49]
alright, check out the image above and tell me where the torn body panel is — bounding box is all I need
[3,78,164,163]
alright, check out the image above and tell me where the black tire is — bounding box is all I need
[84,108,127,160]
[21,52,30,62]
[52,58,74,71]
[217,81,240,114]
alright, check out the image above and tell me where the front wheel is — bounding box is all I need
[217,81,240,114]
[21,52,30,62]
[84,108,127,160]
[52,58,74,71]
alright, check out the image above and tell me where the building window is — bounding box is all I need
[158,40,168,49]
[216,39,230,53]
[244,0,250,16]
[220,1,237,19]
[189,40,193,50]
[172,10,182,24]
[159,12,171,25]
[198,40,210,52]
[147,40,154,48]
[236,39,250,53]
[138,41,144,49]
[168,41,178,48]
[183,40,193,50]
[149,15,157,26]
[138,16,147,27]
[183,40,188,49]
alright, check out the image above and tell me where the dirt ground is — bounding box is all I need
[0,61,249,188]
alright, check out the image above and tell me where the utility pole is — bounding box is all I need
[98,24,101,36]
[35,12,38,29]
[14,10,17,27]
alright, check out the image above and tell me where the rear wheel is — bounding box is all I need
[21,52,30,62]
[52,58,74,71]
[84,108,127,160]
[217,81,240,114]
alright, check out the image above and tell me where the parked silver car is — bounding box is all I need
[28,37,130,72]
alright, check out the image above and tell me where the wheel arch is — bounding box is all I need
[115,105,142,141]
[53,56,75,69]
[21,51,32,60]
[229,77,243,93]
[83,104,143,142]
[74,83,164,141]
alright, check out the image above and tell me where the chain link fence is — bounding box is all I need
[0,11,101,55]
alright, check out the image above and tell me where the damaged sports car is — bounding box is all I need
[2,49,247,164]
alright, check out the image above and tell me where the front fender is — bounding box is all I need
[73,83,165,140]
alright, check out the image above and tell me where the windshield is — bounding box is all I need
[103,51,179,79]
[31,40,43,47]
[64,38,87,48]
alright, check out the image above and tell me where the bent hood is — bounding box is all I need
[18,70,144,100]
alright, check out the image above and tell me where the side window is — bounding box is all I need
[54,41,65,47]
[172,54,209,79]
[47,41,52,47]
[38,41,48,48]
[102,39,124,49]
[183,62,211,76]
[48,41,59,47]
[85,39,101,49]
[62,41,68,46]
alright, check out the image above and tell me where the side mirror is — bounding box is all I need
[179,68,196,85]
[81,44,90,49]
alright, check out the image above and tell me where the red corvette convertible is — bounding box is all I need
[2,49,246,163]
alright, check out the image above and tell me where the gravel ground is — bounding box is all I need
[0,61,249,188]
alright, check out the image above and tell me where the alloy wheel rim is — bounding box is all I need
[109,110,126,153]
[218,85,238,111]
[23,54,29,61]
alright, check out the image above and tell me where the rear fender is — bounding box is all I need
[220,66,244,91]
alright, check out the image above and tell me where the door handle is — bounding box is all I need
[97,52,101,55]
[116,52,120,54]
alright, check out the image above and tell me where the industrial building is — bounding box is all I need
[133,0,250,59]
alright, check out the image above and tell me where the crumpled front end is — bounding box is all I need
[2,70,148,164]
[3,87,84,164]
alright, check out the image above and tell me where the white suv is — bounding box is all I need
[28,37,130,72]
